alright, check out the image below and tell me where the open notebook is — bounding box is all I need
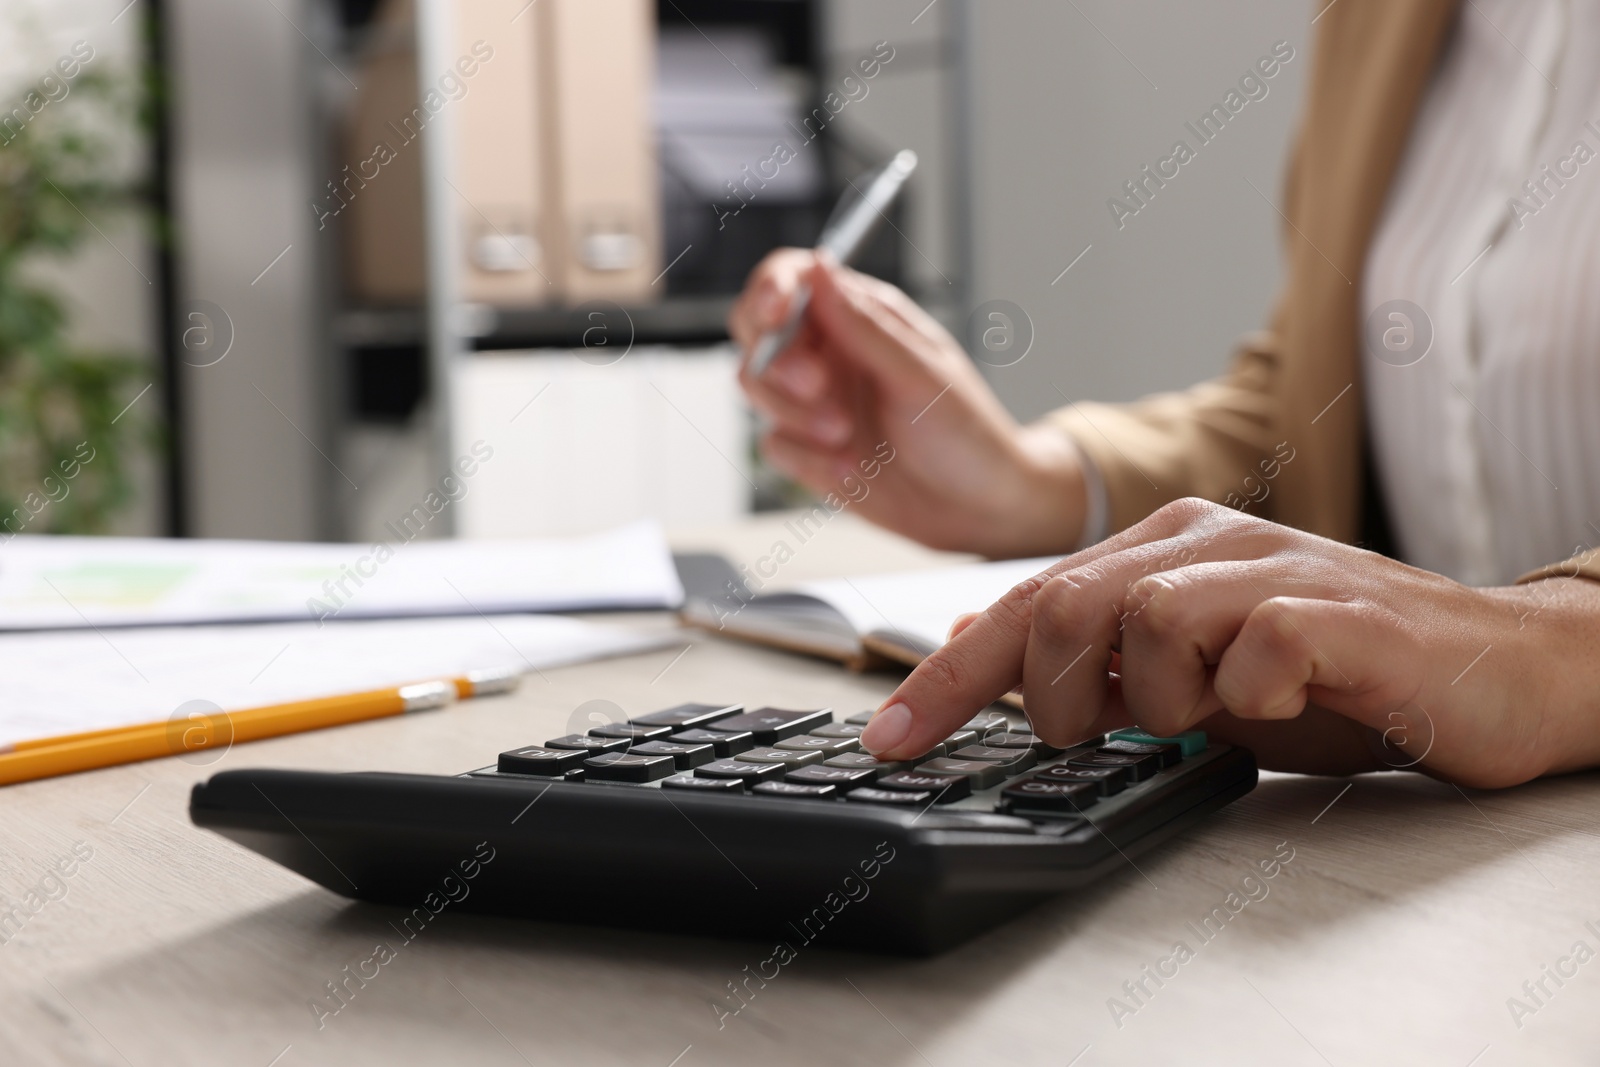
[681,555,1059,671]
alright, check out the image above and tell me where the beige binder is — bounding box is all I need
[343,0,426,304]
[537,0,661,304]
[343,0,660,308]
[454,0,550,306]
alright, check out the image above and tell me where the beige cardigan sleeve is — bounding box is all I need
[1038,312,1288,537]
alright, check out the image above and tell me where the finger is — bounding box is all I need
[1020,574,1119,747]
[741,359,853,447]
[728,248,817,352]
[947,612,980,640]
[862,570,1052,757]
[806,256,948,386]
[764,350,832,403]
[759,430,856,495]
[837,260,982,358]
[1214,596,1408,731]
[1015,522,1283,744]
[1118,561,1336,736]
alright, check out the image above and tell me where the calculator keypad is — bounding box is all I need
[476,705,1208,825]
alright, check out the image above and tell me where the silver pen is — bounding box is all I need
[747,149,919,376]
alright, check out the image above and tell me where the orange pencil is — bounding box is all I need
[0,665,521,786]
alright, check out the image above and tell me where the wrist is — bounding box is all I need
[976,423,1086,558]
[1488,577,1600,776]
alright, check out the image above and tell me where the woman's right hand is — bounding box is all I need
[728,249,1088,559]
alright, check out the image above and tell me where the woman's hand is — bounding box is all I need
[729,249,1086,559]
[860,498,1600,788]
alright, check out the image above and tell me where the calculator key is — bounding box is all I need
[964,712,1011,735]
[774,735,860,755]
[875,771,972,802]
[588,722,675,742]
[497,746,590,776]
[823,752,909,779]
[1098,738,1182,769]
[695,759,785,783]
[999,778,1098,813]
[846,787,933,807]
[786,765,877,788]
[661,775,745,793]
[464,765,586,783]
[909,743,950,763]
[918,758,1009,791]
[941,728,980,749]
[1034,763,1128,795]
[735,746,824,768]
[1108,727,1207,757]
[810,722,866,740]
[753,781,839,800]
[545,734,631,754]
[948,746,1037,774]
[983,732,1065,757]
[667,728,755,757]
[629,703,742,731]
[1069,750,1160,781]
[583,752,676,783]
[629,740,716,770]
[707,708,832,744]
[844,711,877,726]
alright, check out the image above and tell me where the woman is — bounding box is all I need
[728,0,1600,789]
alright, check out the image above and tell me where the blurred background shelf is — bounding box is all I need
[337,297,738,352]
[131,0,1301,542]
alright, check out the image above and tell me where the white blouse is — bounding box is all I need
[1364,0,1600,585]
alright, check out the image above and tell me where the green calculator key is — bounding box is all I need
[1108,729,1206,758]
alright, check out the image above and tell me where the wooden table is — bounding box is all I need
[4,513,1598,1066]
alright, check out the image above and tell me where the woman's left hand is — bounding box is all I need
[860,498,1600,788]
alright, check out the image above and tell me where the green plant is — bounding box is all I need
[0,55,151,535]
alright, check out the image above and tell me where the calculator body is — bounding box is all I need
[189,705,1256,954]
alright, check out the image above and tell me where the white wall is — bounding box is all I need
[822,0,960,310]
[826,0,1310,422]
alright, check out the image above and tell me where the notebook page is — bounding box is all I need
[0,519,683,630]
[0,615,679,747]
[792,556,1060,656]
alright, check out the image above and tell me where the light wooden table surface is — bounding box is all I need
[3,512,1598,1066]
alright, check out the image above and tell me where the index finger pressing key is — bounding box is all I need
[861,579,1047,759]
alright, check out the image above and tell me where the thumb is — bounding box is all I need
[807,256,943,388]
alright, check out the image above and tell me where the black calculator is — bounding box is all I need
[189,703,1256,953]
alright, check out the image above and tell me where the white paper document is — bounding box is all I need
[0,519,684,630]
[0,614,681,748]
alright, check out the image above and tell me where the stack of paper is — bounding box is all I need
[0,519,683,630]
[0,615,680,749]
